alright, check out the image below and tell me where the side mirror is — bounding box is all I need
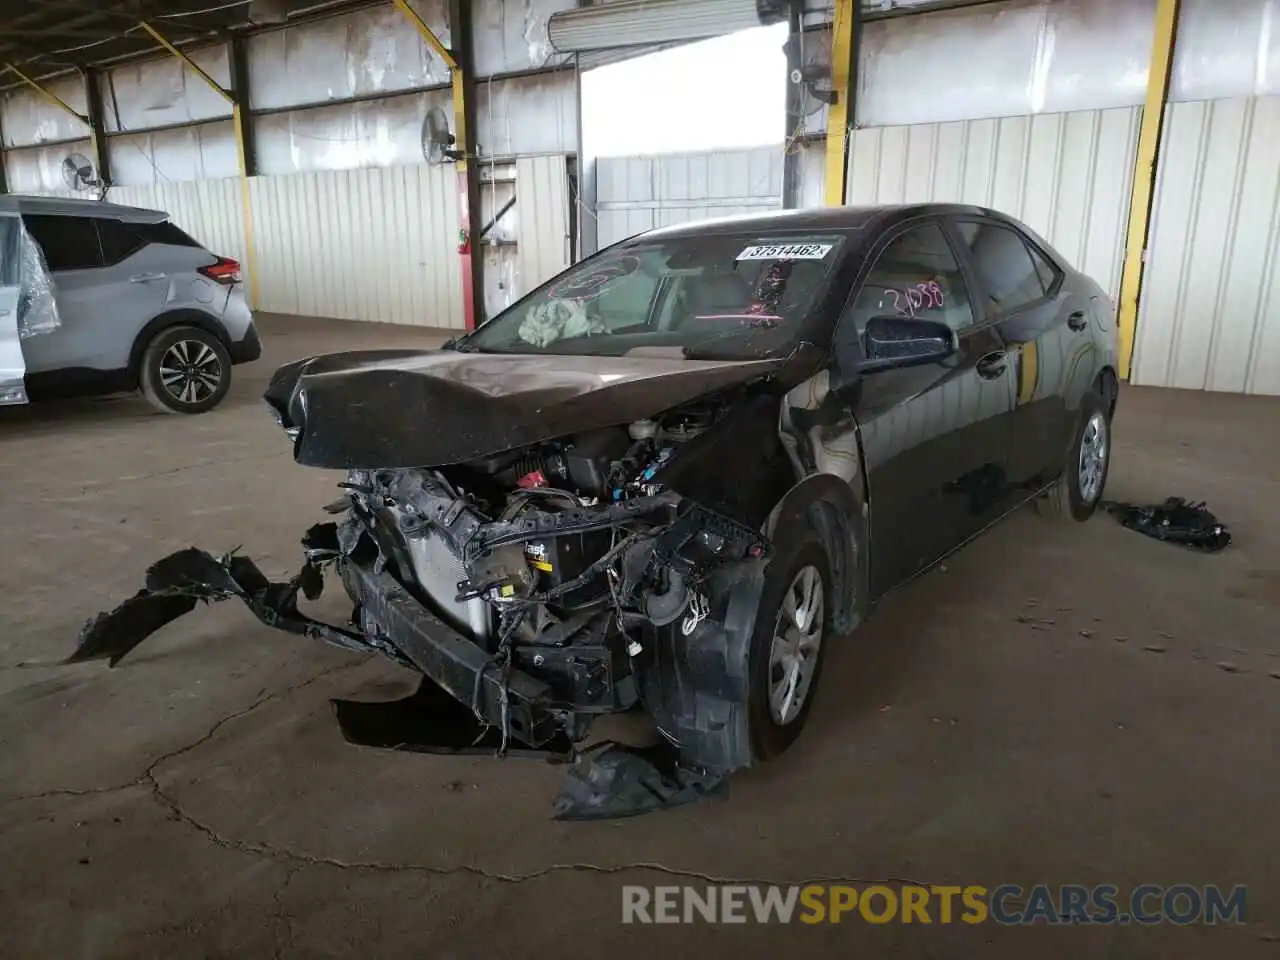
[859,315,957,373]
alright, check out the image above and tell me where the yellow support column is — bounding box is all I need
[1117,0,1181,378]
[824,0,857,206]
[138,22,260,308]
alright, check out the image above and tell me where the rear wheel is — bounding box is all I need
[1037,390,1111,522]
[139,325,231,414]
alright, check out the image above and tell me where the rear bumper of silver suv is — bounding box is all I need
[228,322,261,364]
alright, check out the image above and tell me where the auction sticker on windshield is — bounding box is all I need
[736,242,834,261]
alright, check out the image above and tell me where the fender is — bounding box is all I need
[765,472,869,635]
[128,309,233,379]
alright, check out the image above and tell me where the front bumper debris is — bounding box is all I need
[69,523,372,667]
[68,521,738,820]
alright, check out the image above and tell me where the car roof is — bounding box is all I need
[632,203,998,242]
[0,194,169,223]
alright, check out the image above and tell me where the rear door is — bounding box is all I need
[17,213,109,374]
[949,218,1081,489]
[0,213,24,404]
[840,219,1016,595]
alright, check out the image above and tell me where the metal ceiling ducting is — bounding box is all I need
[548,0,788,53]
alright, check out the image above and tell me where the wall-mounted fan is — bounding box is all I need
[421,106,463,164]
[786,29,837,118]
[61,152,100,192]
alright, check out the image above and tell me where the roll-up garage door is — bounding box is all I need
[548,0,787,53]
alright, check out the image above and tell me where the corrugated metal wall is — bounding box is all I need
[846,108,1141,298]
[595,147,784,247]
[249,164,463,328]
[515,155,571,294]
[1131,96,1280,395]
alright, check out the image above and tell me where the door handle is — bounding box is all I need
[1067,310,1088,331]
[976,350,1007,379]
[130,272,165,283]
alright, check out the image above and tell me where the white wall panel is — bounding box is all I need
[102,45,232,133]
[857,0,1156,127]
[3,140,96,194]
[248,165,462,329]
[1133,96,1280,395]
[595,147,784,247]
[796,139,827,209]
[1171,0,1280,101]
[476,72,578,157]
[0,78,88,148]
[107,178,249,287]
[246,2,451,112]
[254,89,451,175]
[473,0,573,74]
[107,121,239,186]
[516,155,570,295]
[846,107,1140,297]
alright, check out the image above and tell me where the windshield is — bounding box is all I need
[460,232,846,360]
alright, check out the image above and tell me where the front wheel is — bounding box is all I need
[139,325,232,414]
[747,528,834,761]
[1037,390,1112,522]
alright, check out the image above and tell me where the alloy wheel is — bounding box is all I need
[1078,411,1109,504]
[159,339,225,405]
[768,565,825,725]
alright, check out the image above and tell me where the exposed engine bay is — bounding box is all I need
[335,397,771,747]
[71,392,781,819]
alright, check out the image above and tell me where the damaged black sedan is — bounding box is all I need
[74,204,1120,817]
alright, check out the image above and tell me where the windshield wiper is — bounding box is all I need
[443,337,479,352]
[681,322,784,360]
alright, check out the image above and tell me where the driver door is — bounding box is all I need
[0,213,24,405]
[838,219,1016,594]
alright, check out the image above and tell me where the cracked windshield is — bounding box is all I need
[460,234,845,360]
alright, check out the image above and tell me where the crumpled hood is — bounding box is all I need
[264,348,787,469]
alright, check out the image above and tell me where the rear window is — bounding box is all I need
[97,218,204,265]
[137,220,202,249]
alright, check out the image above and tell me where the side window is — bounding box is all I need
[96,219,147,265]
[846,223,975,333]
[1028,242,1061,292]
[22,214,103,272]
[954,221,1047,316]
[0,217,19,286]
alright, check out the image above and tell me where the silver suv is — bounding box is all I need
[0,196,259,414]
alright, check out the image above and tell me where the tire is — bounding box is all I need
[139,325,232,414]
[747,526,834,761]
[1037,390,1112,523]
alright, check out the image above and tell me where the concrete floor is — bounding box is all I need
[1,313,1278,958]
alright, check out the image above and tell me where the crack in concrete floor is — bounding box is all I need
[6,660,935,889]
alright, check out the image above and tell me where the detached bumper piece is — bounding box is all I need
[69,524,372,667]
[1101,498,1232,552]
[69,523,727,820]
